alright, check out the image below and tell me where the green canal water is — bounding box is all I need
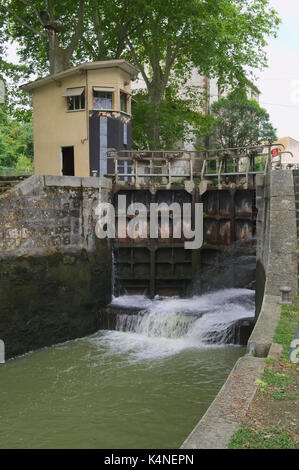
[0,289,253,449]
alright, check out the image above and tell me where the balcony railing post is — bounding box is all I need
[167,159,172,189]
[189,154,193,183]
[218,158,223,189]
[135,159,140,188]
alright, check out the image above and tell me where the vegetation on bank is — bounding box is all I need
[229,301,299,449]
[0,106,33,173]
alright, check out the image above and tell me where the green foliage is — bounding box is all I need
[132,88,214,149]
[263,368,295,400]
[1,0,87,73]
[0,1,281,146]
[229,426,298,449]
[0,105,33,168]
[273,304,299,360]
[255,369,295,400]
[15,154,34,172]
[211,89,277,148]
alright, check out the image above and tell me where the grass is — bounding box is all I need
[229,427,297,449]
[273,303,299,360]
[0,166,32,176]
[261,367,296,400]
[228,300,299,449]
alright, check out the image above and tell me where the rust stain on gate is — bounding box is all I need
[113,188,256,298]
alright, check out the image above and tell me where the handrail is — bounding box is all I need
[104,144,292,189]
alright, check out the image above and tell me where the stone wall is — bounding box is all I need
[249,170,297,357]
[0,175,112,359]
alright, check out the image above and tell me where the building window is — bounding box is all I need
[62,87,85,111]
[120,92,128,113]
[93,87,114,110]
[68,93,85,110]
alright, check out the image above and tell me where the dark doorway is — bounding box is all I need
[62,146,74,176]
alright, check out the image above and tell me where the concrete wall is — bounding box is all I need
[32,67,133,177]
[0,175,113,359]
[249,169,297,357]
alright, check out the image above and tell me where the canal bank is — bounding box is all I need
[229,300,299,449]
[182,169,298,449]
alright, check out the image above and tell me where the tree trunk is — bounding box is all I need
[48,30,70,74]
[147,78,166,149]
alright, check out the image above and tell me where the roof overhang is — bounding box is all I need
[21,60,140,93]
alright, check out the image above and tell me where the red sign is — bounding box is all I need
[271,148,279,158]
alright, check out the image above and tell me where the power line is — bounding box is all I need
[260,101,299,109]
[258,78,299,81]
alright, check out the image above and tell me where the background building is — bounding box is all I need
[271,136,299,167]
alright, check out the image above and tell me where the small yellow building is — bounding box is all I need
[271,136,299,167]
[21,60,139,177]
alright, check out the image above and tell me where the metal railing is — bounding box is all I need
[105,144,293,189]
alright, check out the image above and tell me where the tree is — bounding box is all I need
[0,104,33,169]
[132,87,215,150]
[1,0,86,74]
[210,89,277,149]
[0,0,280,148]
[113,0,280,147]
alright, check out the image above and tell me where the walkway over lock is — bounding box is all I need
[106,143,293,191]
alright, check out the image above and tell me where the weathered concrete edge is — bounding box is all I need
[44,175,112,189]
[0,174,112,199]
[248,170,297,357]
[247,294,281,358]
[180,356,265,449]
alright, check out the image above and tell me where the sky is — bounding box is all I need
[256,0,299,140]
[4,0,299,140]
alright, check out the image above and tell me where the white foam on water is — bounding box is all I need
[111,294,153,310]
[90,289,255,361]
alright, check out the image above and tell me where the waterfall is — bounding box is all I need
[111,289,255,346]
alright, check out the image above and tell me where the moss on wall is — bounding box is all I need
[0,244,111,359]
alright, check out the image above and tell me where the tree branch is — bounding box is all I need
[66,0,85,58]
[127,37,149,88]
[0,4,47,38]
[45,0,54,20]
[92,8,104,55]
[82,37,98,61]
[114,17,135,59]
[162,25,188,91]
[19,0,43,24]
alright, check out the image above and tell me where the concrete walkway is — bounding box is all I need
[181,356,265,449]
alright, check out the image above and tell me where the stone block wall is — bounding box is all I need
[0,175,111,256]
[255,170,297,314]
[0,175,112,359]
